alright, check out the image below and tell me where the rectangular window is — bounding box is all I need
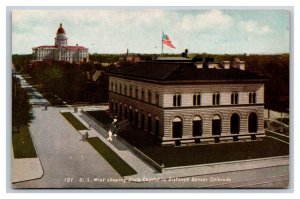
[148,91,152,103]
[141,89,145,101]
[197,95,201,105]
[135,87,138,99]
[130,86,132,97]
[177,95,181,106]
[155,92,159,106]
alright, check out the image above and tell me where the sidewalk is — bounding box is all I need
[71,109,289,183]
[12,158,43,183]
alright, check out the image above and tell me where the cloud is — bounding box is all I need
[240,20,272,35]
[178,10,234,32]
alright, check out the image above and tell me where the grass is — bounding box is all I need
[12,126,37,159]
[138,137,289,167]
[88,137,137,176]
[61,112,88,130]
[86,111,113,130]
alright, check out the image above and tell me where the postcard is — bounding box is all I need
[11,8,290,188]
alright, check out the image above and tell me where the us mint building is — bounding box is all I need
[107,57,266,145]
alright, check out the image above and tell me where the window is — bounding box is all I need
[124,85,127,96]
[110,82,113,91]
[148,90,152,103]
[129,86,133,97]
[135,87,138,99]
[193,93,201,106]
[231,92,239,104]
[155,92,159,106]
[173,93,181,107]
[141,89,145,101]
[212,92,220,105]
[249,91,257,104]
[119,84,122,94]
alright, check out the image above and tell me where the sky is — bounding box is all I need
[12,9,290,54]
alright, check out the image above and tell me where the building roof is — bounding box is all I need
[107,62,267,83]
[155,57,191,61]
[33,45,88,50]
[57,23,65,34]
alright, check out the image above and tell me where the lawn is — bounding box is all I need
[12,126,37,159]
[86,111,113,130]
[61,112,88,130]
[139,137,289,167]
[88,137,137,176]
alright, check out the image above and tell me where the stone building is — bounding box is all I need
[32,23,89,63]
[107,57,266,145]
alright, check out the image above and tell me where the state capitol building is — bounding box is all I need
[32,23,89,63]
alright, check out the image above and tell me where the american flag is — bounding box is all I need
[162,31,176,49]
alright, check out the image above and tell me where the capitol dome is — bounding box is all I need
[57,23,65,34]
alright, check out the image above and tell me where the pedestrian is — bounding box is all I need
[44,104,48,110]
[107,130,113,141]
[82,131,89,142]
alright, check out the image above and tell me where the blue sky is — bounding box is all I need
[12,9,290,54]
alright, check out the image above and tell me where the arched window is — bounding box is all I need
[119,104,123,119]
[173,93,181,107]
[148,90,152,103]
[212,114,221,143]
[135,109,139,127]
[249,91,257,104]
[230,113,240,141]
[213,92,220,105]
[155,116,159,137]
[192,116,203,143]
[193,93,201,106]
[147,113,152,133]
[248,112,258,140]
[124,105,128,119]
[231,92,239,104]
[172,117,183,146]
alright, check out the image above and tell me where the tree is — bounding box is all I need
[12,76,34,133]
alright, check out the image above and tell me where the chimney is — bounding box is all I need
[221,61,231,69]
[232,58,246,70]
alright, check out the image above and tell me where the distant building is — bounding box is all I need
[32,23,89,63]
[107,57,267,145]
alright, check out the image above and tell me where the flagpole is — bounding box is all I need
[161,29,163,57]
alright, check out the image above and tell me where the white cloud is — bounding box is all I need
[240,20,272,35]
[178,10,233,32]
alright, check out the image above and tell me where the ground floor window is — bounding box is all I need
[212,115,221,143]
[148,115,152,133]
[172,117,183,146]
[129,108,133,124]
[141,114,145,130]
[119,104,123,119]
[135,110,139,126]
[230,113,240,141]
[124,107,128,119]
[155,117,159,137]
[248,112,258,140]
[192,116,202,143]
